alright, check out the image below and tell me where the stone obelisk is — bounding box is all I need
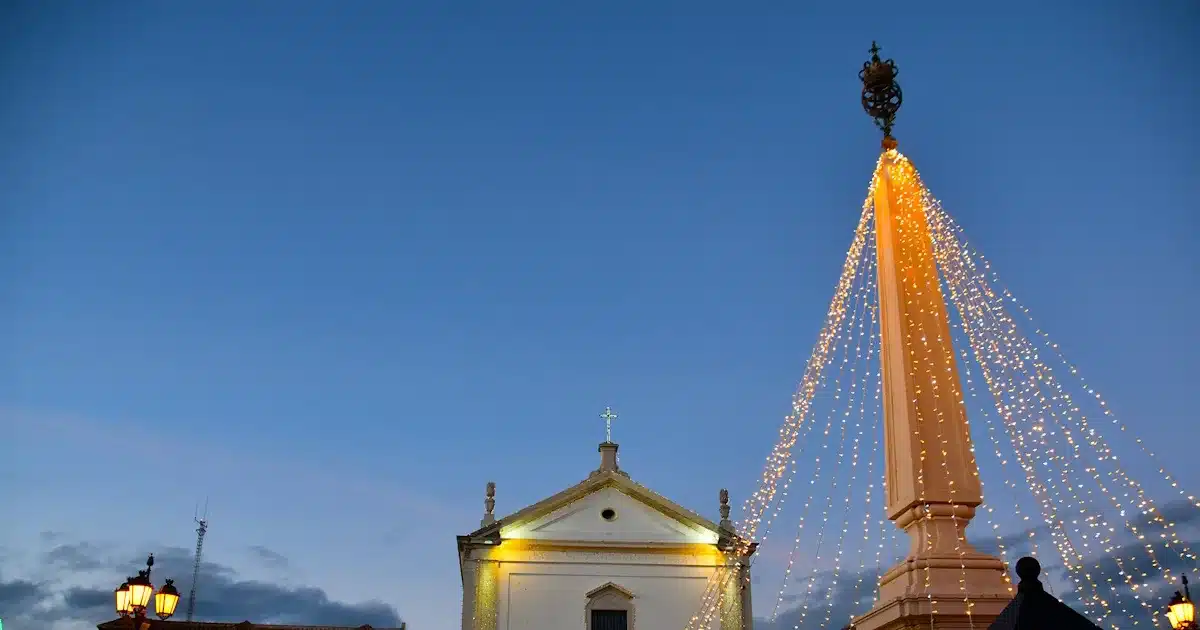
[851,43,1012,630]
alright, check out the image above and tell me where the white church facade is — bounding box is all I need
[457,439,756,630]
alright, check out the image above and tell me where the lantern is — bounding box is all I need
[127,571,154,611]
[155,579,180,620]
[114,581,132,616]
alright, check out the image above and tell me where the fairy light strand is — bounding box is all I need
[926,197,1107,617]
[685,171,883,630]
[824,256,880,630]
[942,208,1199,578]
[687,149,1199,630]
[925,196,1200,626]
[793,246,875,628]
[848,271,884,625]
[768,239,875,622]
[932,203,1200,625]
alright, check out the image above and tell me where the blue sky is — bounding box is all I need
[1,2,1197,629]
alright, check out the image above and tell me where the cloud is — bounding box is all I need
[45,542,109,571]
[0,578,49,609]
[248,545,289,570]
[1139,499,1200,531]
[0,540,404,629]
[754,566,882,630]
[755,527,1200,629]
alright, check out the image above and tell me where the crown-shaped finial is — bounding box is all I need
[859,41,903,146]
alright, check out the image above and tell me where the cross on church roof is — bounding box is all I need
[599,407,617,443]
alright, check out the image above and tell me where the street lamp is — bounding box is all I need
[1167,573,1197,630]
[114,555,180,627]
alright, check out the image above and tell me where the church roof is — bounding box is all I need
[459,441,751,551]
[988,557,1102,630]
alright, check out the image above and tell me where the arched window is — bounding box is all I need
[585,582,635,630]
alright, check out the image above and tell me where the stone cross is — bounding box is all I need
[599,407,618,443]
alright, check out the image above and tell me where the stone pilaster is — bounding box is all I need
[472,560,499,630]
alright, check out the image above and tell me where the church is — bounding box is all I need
[456,429,757,630]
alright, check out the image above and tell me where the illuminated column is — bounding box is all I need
[854,43,1011,630]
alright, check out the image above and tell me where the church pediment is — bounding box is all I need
[504,484,719,545]
[459,441,754,558]
[586,582,635,600]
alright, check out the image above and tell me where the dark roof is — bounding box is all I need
[98,620,404,630]
[989,557,1102,630]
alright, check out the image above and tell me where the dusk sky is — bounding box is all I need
[2,2,1197,629]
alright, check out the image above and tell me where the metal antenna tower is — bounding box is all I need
[185,498,209,622]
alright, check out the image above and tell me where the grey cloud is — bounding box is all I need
[45,541,109,571]
[755,566,882,630]
[248,545,289,570]
[755,532,1200,629]
[63,583,116,610]
[0,577,49,609]
[0,540,403,628]
[1138,499,1200,531]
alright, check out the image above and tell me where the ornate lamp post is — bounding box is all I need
[1168,573,1197,630]
[114,555,180,628]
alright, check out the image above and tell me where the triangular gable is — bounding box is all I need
[507,485,718,544]
[469,470,728,546]
[586,582,635,600]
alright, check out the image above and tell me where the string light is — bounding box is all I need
[926,193,1108,618]
[791,228,876,628]
[942,210,1199,572]
[685,149,1197,630]
[767,241,878,618]
[821,255,880,630]
[848,278,884,624]
[926,188,1199,625]
[686,176,883,630]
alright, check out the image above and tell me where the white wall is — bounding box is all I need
[466,482,745,629]
[492,548,724,630]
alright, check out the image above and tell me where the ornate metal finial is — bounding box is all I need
[859,41,903,147]
[599,407,618,443]
[719,488,732,528]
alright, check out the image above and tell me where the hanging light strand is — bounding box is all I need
[927,198,1123,621]
[762,227,878,573]
[793,246,875,628]
[769,233,875,622]
[825,255,881,630]
[848,264,884,626]
[686,172,882,630]
[927,202,1200,625]
[768,240,871,620]
[939,208,1198,571]
[926,198,1105,617]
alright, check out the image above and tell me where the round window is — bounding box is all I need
[601,508,617,521]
